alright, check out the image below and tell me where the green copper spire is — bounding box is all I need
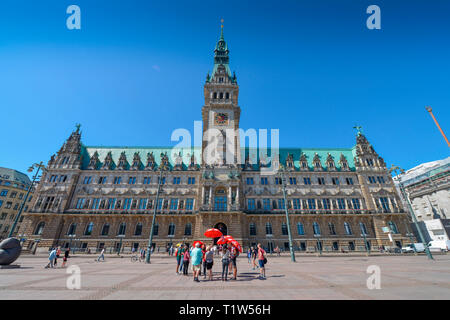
[208,19,236,83]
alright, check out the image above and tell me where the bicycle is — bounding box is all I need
[131,254,143,262]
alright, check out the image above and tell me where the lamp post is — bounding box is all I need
[8,162,45,238]
[361,232,369,255]
[278,165,296,262]
[68,234,76,253]
[146,168,164,264]
[389,165,433,260]
[314,234,322,255]
[117,234,125,256]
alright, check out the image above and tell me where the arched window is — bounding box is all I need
[297,222,304,235]
[219,92,223,99]
[388,221,398,234]
[168,223,175,236]
[360,222,368,235]
[184,223,192,236]
[313,222,321,235]
[328,222,336,235]
[265,222,272,235]
[213,92,217,99]
[118,222,126,236]
[344,222,352,235]
[101,223,110,236]
[225,92,229,99]
[34,221,45,235]
[67,223,77,235]
[84,222,94,236]
[249,223,256,236]
[134,222,143,236]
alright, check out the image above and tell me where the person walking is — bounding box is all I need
[191,243,203,282]
[247,248,252,264]
[97,247,105,262]
[205,246,215,281]
[45,248,57,268]
[61,248,70,268]
[257,243,267,279]
[220,245,230,281]
[182,244,190,276]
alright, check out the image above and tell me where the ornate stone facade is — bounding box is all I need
[22,30,411,253]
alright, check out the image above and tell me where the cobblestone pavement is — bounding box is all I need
[1,254,449,300]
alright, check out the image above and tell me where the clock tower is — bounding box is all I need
[202,24,241,166]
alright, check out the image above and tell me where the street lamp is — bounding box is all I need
[8,161,46,238]
[278,165,296,262]
[314,234,322,255]
[68,234,76,253]
[389,165,433,260]
[361,232,369,255]
[146,168,164,264]
[117,234,125,256]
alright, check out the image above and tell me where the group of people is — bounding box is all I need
[246,244,267,279]
[45,246,70,268]
[175,242,268,281]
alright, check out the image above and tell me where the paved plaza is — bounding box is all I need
[1,253,449,300]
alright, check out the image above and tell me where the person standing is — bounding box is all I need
[251,247,258,270]
[182,244,190,276]
[55,246,61,267]
[230,245,239,280]
[257,243,267,279]
[247,248,252,264]
[97,248,105,262]
[220,245,230,281]
[191,243,203,282]
[205,246,215,281]
[61,248,70,268]
[201,244,207,278]
[45,248,57,268]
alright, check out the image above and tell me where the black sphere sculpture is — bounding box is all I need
[0,238,22,265]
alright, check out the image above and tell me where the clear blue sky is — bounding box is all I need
[1,0,449,177]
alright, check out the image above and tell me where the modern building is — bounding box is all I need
[22,29,411,254]
[0,167,34,241]
[394,157,450,244]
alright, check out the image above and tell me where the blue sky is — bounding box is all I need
[0,0,449,177]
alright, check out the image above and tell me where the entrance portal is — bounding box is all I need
[213,222,227,245]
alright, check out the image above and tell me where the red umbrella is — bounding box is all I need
[224,235,234,241]
[192,240,204,248]
[231,240,243,253]
[217,237,228,245]
[204,228,223,238]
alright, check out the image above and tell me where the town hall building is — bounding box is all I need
[22,29,412,254]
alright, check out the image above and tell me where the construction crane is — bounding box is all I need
[426,107,450,148]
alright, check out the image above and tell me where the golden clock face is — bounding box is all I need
[214,112,229,125]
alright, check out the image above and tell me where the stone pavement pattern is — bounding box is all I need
[1,254,449,300]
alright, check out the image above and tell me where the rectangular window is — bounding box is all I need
[247,199,256,210]
[277,199,285,210]
[185,198,194,210]
[170,198,179,210]
[157,199,163,210]
[143,177,150,184]
[128,177,136,185]
[158,177,166,185]
[249,223,256,236]
[337,198,346,210]
[293,199,301,210]
[332,177,340,185]
[99,176,107,184]
[297,223,304,235]
[261,177,268,185]
[275,178,282,185]
[188,177,196,184]
[318,177,325,185]
[83,176,92,184]
[246,178,254,185]
[107,198,116,209]
[113,177,122,184]
[289,177,297,185]
[346,177,354,185]
[303,177,311,185]
[263,198,271,211]
[307,199,316,210]
[173,177,181,184]
[380,197,390,212]
[0,200,3,208]
[368,176,376,184]
[123,198,132,210]
[377,176,385,184]
[75,198,85,209]
[1,190,8,197]
[352,198,361,210]
[322,198,331,210]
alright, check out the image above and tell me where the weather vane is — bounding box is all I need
[221,18,224,28]
[75,123,81,132]
[353,125,363,136]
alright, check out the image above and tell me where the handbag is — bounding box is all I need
[263,257,267,265]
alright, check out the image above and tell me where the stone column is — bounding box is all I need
[228,186,232,210]
[209,187,213,210]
